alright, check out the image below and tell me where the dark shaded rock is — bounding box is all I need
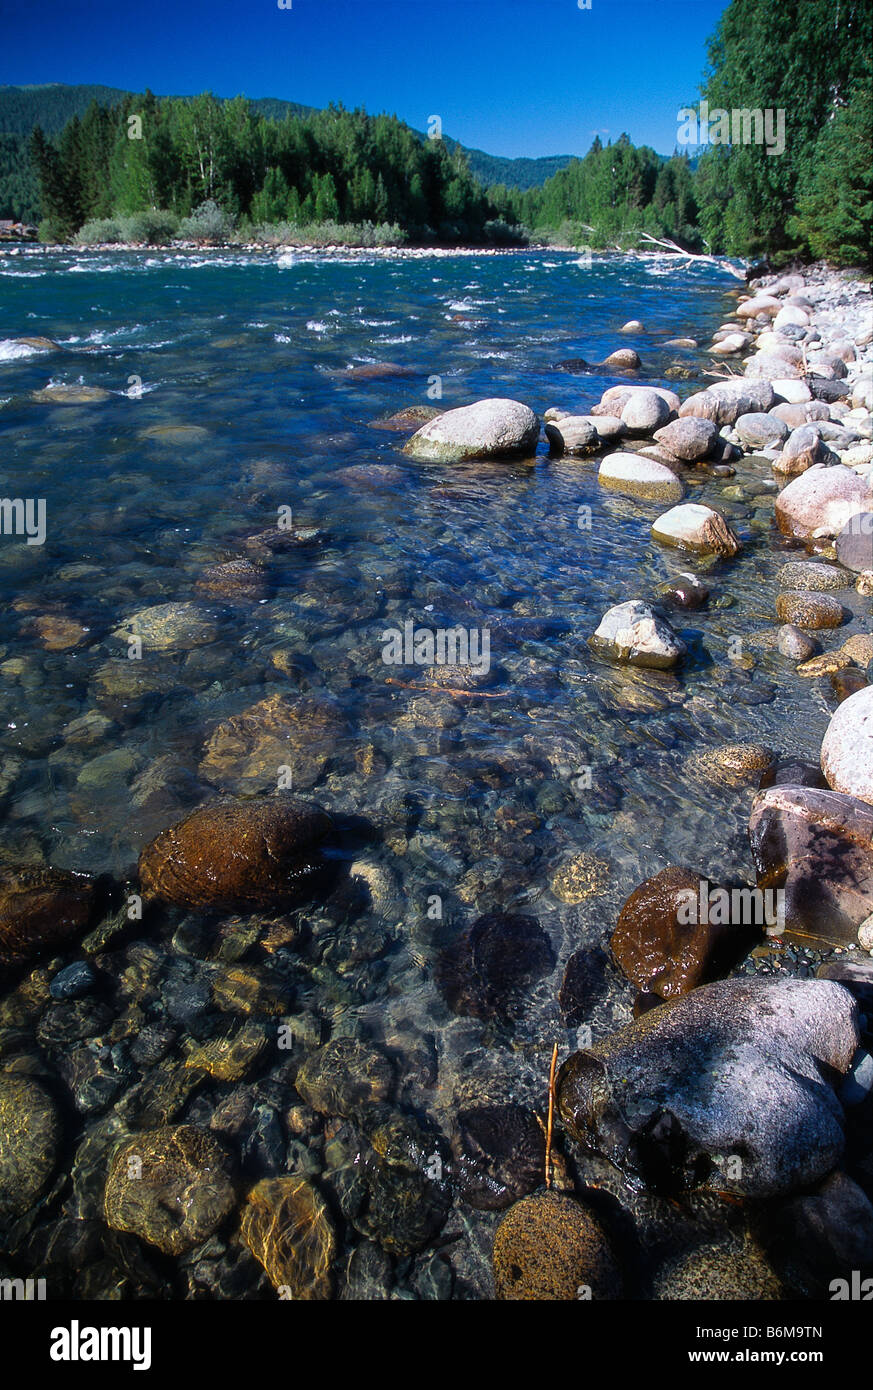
[37,999,112,1046]
[611,866,758,1000]
[657,574,710,610]
[435,912,555,1022]
[138,795,332,912]
[773,1171,873,1294]
[492,1191,622,1300]
[49,960,97,1000]
[749,785,873,945]
[0,865,97,969]
[558,947,611,1028]
[832,667,868,702]
[451,1104,545,1210]
[103,1125,236,1255]
[333,1112,450,1255]
[557,976,858,1197]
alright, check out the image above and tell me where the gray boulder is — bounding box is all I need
[653,417,720,462]
[735,412,789,450]
[403,398,539,462]
[557,976,859,1196]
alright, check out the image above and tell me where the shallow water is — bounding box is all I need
[0,246,868,1299]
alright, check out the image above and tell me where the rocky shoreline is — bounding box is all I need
[0,256,872,1302]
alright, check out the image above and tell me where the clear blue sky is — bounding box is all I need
[0,0,729,157]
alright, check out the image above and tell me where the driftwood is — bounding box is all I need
[637,232,747,280]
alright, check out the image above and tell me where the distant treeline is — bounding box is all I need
[16,0,873,264]
[29,93,504,245]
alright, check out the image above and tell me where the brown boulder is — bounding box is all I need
[138,795,332,912]
[0,865,97,969]
[610,866,757,1000]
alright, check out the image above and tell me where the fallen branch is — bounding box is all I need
[637,233,747,280]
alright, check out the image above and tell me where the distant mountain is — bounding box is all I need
[0,83,576,222]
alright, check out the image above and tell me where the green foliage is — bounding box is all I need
[791,85,872,267]
[514,137,702,249]
[695,0,872,264]
[25,91,508,246]
[250,220,408,248]
[178,199,235,243]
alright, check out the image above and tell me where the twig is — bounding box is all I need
[545,1042,559,1190]
[384,677,503,699]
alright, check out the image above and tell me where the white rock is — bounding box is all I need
[773,379,813,404]
[651,503,741,556]
[774,306,810,330]
[821,686,873,806]
[598,453,685,502]
[589,600,686,670]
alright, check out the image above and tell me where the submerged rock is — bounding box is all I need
[588,600,686,670]
[0,865,97,969]
[749,785,873,945]
[103,1125,235,1255]
[0,1075,60,1220]
[492,1192,622,1300]
[240,1175,335,1298]
[138,795,332,912]
[403,398,539,462]
[295,1038,394,1119]
[821,685,873,805]
[451,1104,545,1210]
[610,866,755,1000]
[435,912,555,1022]
[194,558,268,601]
[686,741,776,789]
[557,976,859,1196]
[199,693,345,794]
[112,601,218,652]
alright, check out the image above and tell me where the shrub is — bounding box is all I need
[251,219,407,248]
[120,210,179,244]
[74,218,123,245]
[178,199,235,244]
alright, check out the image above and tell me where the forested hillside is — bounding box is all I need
[8,0,872,266]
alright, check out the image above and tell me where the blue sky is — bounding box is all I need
[0,0,729,157]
